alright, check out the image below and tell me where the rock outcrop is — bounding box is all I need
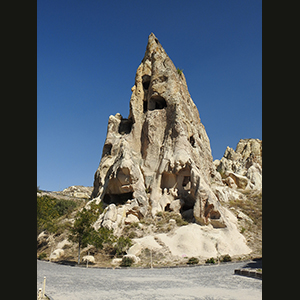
[84,33,258,261]
[37,34,261,264]
[214,139,262,190]
[91,33,229,228]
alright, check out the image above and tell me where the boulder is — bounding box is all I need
[111,258,122,265]
[82,255,95,264]
[125,214,139,225]
[127,243,142,256]
[50,249,64,261]
[169,199,183,213]
[227,172,249,189]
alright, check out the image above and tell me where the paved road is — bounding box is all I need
[37,260,262,300]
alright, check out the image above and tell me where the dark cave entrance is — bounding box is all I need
[148,95,167,111]
[103,192,134,205]
[102,143,112,157]
[118,118,133,135]
[142,75,151,90]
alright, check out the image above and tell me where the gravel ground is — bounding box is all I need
[37,260,262,300]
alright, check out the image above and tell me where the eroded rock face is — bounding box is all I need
[214,139,262,190]
[91,33,230,228]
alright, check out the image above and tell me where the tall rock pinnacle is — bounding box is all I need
[91,33,227,227]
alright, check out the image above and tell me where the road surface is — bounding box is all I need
[37,260,262,300]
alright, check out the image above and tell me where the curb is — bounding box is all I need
[234,268,262,280]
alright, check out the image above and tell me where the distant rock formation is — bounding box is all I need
[214,139,262,191]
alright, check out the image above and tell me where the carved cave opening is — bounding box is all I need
[148,95,167,111]
[142,75,151,90]
[160,167,195,221]
[103,191,134,206]
[102,143,112,157]
[118,118,133,135]
[143,100,148,113]
[189,135,196,147]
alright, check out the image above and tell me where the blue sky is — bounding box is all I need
[37,0,262,191]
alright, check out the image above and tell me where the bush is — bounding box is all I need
[221,254,232,262]
[114,236,133,256]
[177,68,183,75]
[120,256,134,267]
[38,252,47,260]
[37,195,80,235]
[187,257,199,265]
[89,227,115,250]
[205,257,215,264]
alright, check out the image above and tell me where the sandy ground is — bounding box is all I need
[37,260,262,300]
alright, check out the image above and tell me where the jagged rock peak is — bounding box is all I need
[91,33,230,229]
[214,138,262,190]
[142,33,166,61]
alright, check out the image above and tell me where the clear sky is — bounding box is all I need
[37,0,262,191]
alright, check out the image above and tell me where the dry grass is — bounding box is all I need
[226,189,262,257]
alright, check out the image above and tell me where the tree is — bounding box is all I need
[37,195,59,236]
[68,202,105,264]
[89,227,115,250]
[68,207,96,264]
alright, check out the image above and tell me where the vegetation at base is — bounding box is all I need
[229,191,262,227]
[37,195,80,235]
[120,256,134,267]
[205,257,215,264]
[153,211,189,233]
[68,202,133,263]
[187,257,199,264]
[221,254,231,262]
[38,252,47,260]
[114,236,133,256]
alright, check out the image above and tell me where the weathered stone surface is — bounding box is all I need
[124,214,139,225]
[90,33,226,228]
[215,139,262,190]
[127,243,142,256]
[84,33,256,261]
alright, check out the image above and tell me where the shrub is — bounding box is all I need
[205,257,215,264]
[114,236,133,256]
[177,68,183,75]
[221,254,232,262]
[120,256,134,267]
[89,227,115,250]
[187,257,199,265]
[38,252,47,260]
[37,195,80,235]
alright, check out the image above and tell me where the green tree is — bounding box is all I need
[68,207,96,264]
[89,227,115,250]
[114,236,132,256]
[37,196,59,235]
[68,202,105,264]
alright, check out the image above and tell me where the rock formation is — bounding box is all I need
[91,32,228,228]
[214,139,262,191]
[37,34,261,264]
